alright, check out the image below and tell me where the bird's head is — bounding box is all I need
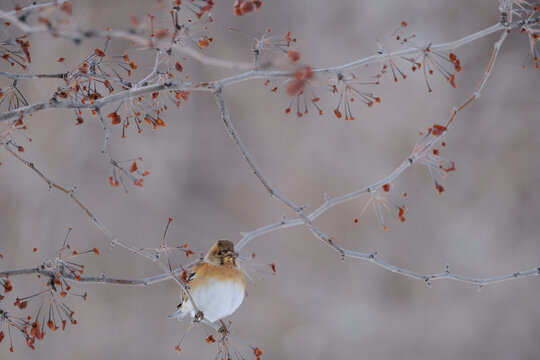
[205,239,238,266]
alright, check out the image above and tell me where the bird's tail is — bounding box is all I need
[168,308,189,320]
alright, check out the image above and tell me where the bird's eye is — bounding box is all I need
[217,250,222,256]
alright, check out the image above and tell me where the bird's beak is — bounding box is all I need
[225,252,235,258]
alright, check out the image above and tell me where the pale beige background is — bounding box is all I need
[1,0,540,359]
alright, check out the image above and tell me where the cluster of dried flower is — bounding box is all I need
[0,229,96,352]
[233,0,262,16]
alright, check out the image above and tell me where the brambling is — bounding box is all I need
[168,240,245,323]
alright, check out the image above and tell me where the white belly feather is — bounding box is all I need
[182,279,245,323]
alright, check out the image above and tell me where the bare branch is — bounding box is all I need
[0,70,67,80]
[0,264,191,286]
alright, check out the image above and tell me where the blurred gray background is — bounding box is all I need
[1,0,540,359]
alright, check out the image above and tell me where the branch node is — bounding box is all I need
[110,238,118,248]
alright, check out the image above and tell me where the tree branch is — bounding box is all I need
[0,264,194,286]
[0,21,523,125]
[0,71,68,80]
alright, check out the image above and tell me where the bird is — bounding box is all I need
[168,239,245,323]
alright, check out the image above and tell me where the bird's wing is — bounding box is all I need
[186,262,205,283]
[176,262,205,308]
[186,269,197,282]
